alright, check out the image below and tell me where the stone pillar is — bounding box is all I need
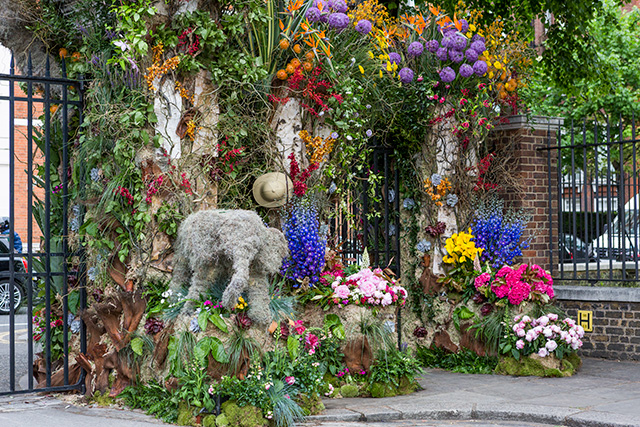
[489,115,563,271]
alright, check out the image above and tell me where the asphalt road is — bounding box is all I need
[0,309,33,393]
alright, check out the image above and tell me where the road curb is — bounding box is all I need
[306,406,640,427]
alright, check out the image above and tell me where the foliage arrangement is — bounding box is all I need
[416,345,498,374]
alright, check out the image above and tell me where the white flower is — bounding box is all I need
[113,40,131,52]
[522,315,531,323]
[538,316,550,326]
[546,340,558,351]
[538,347,549,357]
[543,327,553,338]
[548,313,558,321]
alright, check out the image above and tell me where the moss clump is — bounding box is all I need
[495,353,581,377]
[202,414,217,427]
[221,400,267,427]
[91,390,115,406]
[339,384,360,398]
[215,414,229,426]
[298,393,325,415]
[177,401,196,426]
[369,376,418,398]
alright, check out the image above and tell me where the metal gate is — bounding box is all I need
[0,52,85,395]
[544,114,640,284]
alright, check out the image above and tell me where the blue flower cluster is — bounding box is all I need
[281,198,326,286]
[471,200,530,268]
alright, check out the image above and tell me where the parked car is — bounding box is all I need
[0,236,28,315]
[559,234,596,262]
[592,194,640,261]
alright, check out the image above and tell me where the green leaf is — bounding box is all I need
[208,314,228,333]
[197,309,209,331]
[131,337,144,356]
[68,291,79,314]
[194,337,211,363]
[512,348,520,360]
[209,337,228,363]
[287,335,299,360]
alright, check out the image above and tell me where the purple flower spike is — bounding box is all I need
[465,48,478,62]
[355,19,372,35]
[459,63,474,78]
[426,40,439,53]
[459,19,469,33]
[306,7,321,22]
[388,52,402,65]
[473,60,488,76]
[436,47,448,61]
[449,49,464,63]
[439,66,456,83]
[399,67,414,84]
[470,40,486,54]
[451,35,468,51]
[407,41,424,57]
[327,12,350,30]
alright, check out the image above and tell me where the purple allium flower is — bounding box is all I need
[465,48,479,62]
[355,19,372,35]
[472,34,485,43]
[470,40,486,54]
[407,41,424,57]
[331,0,347,13]
[459,18,469,33]
[439,66,456,83]
[306,7,322,22]
[441,35,454,48]
[388,52,402,65]
[399,67,414,84]
[426,39,439,53]
[327,12,350,30]
[473,60,488,76]
[451,34,468,51]
[436,47,448,61]
[449,49,464,63]
[459,63,474,78]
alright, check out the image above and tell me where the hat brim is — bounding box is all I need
[253,172,293,208]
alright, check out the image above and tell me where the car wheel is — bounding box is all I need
[0,280,24,315]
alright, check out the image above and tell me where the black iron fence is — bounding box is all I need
[330,147,401,275]
[545,114,640,284]
[0,53,85,395]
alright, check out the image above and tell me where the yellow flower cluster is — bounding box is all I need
[185,120,197,141]
[443,229,483,264]
[299,130,336,164]
[348,0,394,30]
[480,18,532,99]
[175,81,194,103]
[144,43,180,92]
[424,177,452,207]
[235,296,247,310]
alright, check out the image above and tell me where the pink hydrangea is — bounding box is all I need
[474,272,491,290]
[492,283,509,299]
[507,280,531,305]
[496,266,512,278]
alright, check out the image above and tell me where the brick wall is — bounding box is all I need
[556,299,640,361]
[489,116,562,272]
[11,85,45,249]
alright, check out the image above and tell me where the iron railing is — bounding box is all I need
[543,114,640,284]
[0,52,85,395]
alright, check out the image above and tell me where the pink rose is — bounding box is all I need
[285,376,296,385]
[516,339,525,350]
[545,340,558,351]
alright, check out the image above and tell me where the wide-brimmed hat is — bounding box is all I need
[253,172,293,208]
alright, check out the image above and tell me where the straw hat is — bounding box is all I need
[253,172,293,208]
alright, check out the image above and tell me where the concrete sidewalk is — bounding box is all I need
[308,358,640,427]
[0,357,638,426]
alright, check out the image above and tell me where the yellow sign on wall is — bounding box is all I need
[577,310,593,332]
